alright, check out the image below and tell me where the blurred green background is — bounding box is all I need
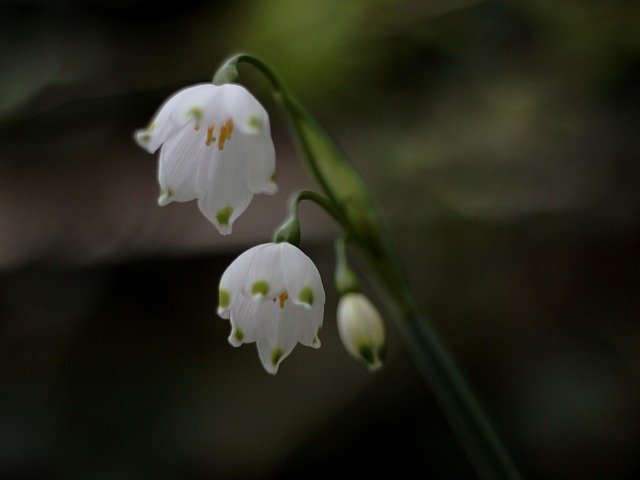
[1,0,639,478]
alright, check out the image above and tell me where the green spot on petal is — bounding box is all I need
[251,280,270,297]
[248,115,262,131]
[218,288,230,309]
[234,328,244,342]
[270,172,276,183]
[187,107,203,121]
[298,287,314,306]
[167,187,174,198]
[216,206,233,226]
[271,348,284,366]
[358,345,375,365]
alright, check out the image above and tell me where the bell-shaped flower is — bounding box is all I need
[337,293,386,370]
[134,83,277,234]
[218,242,325,374]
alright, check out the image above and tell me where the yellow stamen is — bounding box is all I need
[218,125,227,150]
[217,119,234,150]
[206,126,215,146]
[278,291,289,309]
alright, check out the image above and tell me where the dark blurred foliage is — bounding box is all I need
[1,0,639,479]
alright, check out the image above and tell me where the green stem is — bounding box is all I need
[216,53,523,480]
[291,190,345,225]
[273,190,344,246]
[213,55,344,211]
[401,308,521,480]
[334,236,361,295]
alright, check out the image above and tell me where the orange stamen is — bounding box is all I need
[278,291,289,309]
[218,125,227,150]
[217,119,234,150]
[206,126,215,146]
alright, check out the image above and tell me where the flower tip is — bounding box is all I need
[216,224,233,236]
[264,182,278,195]
[228,326,244,347]
[365,357,384,371]
[157,187,174,206]
[260,356,280,375]
[134,128,155,153]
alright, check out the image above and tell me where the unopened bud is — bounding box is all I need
[337,293,386,370]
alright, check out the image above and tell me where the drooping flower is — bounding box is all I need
[218,242,325,374]
[134,83,277,234]
[337,293,386,370]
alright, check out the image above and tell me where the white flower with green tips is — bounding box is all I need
[134,83,277,234]
[337,293,386,370]
[218,242,325,374]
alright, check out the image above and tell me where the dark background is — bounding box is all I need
[1,1,639,478]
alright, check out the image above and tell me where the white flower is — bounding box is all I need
[337,293,386,370]
[218,242,325,374]
[134,83,277,235]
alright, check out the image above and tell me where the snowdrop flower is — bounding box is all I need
[337,293,386,370]
[218,242,325,374]
[135,83,277,234]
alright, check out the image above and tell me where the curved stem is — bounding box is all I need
[214,54,341,210]
[216,52,523,480]
[402,309,521,480]
[334,236,361,295]
[273,190,344,246]
[292,190,345,225]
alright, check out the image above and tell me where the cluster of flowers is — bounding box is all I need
[135,83,385,374]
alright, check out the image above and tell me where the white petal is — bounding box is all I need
[217,84,270,135]
[218,84,276,194]
[193,122,250,194]
[218,244,266,318]
[255,320,297,375]
[243,243,285,299]
[279,243,325,346]
[274,304,302,351]
[197,191,253,235]
[195,139,255,234]
[237,130,277,195]
[219,244,266,289]
[256,339,279,375]
[296,305,324,348]
[227,293,272,346]
[135,84,215,154]
[279,243,325,309]
[171,84,219,128]
[157,125,208,204]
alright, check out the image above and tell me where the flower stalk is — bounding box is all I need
[215,53,522,480]
[334,236,360,296]
[273,190,344,246]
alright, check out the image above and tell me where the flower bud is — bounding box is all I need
[337,293,386,370]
